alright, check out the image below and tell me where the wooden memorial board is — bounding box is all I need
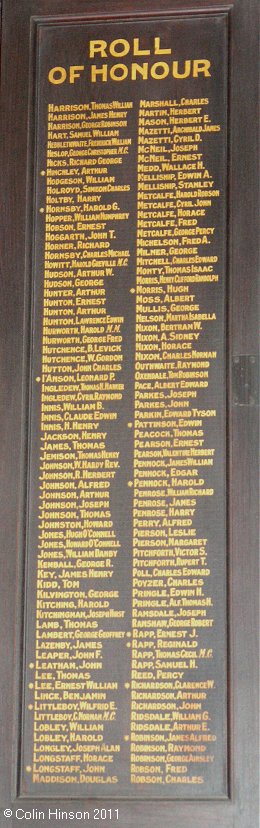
[0,1,259,827]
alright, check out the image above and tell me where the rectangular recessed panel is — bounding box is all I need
[21,14,228,798]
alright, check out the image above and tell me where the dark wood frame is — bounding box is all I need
[0,1,259,826]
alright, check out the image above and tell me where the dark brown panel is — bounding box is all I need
[19,12,228,801]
